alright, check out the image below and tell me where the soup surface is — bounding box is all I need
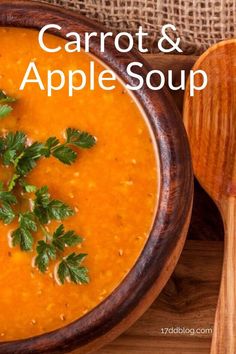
[0,27,157,340]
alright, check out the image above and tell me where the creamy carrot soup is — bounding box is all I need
[0,27,157,340]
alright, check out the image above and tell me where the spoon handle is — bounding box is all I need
[211,196,236,354]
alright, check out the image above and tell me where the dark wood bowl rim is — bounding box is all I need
[0,1,193,353]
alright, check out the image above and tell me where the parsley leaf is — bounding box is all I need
[0,185,17,224]
[35,240,57,272]
[35,225,83,273]
[8,173,20,192]
[34,186,50,207]
[0,90,15,118]
[34,186,74,224]
[48,200,74,220]
[0,201,15,224]
[16,142,44,175]
[66,128,96,149]
[5,131,26,154]
[41,128,96,165]
[19,179,37,193]
[57,253,89,284]
[0,190,17,204]
[52,224,83,251]
[0,105,12,118]
[19,212,37,232]
[0,90,16,103]
[41,137,60,157]
[52,145,77,165]
[11,227,33,251]
[42,137,77,165]
[11,212,37,251]
[1,131,26,166]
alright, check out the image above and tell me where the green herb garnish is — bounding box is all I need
[58,253,89,284]
[0,90,16,103]
[0,105,13,118]
[0,182,17,224]
[42,128,96,165]
[34,186,74,224]
[0,90,15,118]
[52,224,83,251]
[35,225,83,273]
[0,90,96,285]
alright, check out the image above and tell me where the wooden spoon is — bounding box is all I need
[184,40,236,354]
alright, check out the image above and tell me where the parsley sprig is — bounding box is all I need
[34,186,74,224]
[42,128,96,165]
[0,128,96,191]
[0,90,15,119]
[35,224,83,274]
[0,90,96,285]
[0,182,17,224]
[58,253,89,284]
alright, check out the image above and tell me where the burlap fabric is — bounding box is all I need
[37,0,236,54]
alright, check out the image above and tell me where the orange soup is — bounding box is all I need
[0,27,158,340]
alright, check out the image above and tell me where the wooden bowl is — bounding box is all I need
[0,1,193,353]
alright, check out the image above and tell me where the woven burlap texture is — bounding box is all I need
[38,0,236,54]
